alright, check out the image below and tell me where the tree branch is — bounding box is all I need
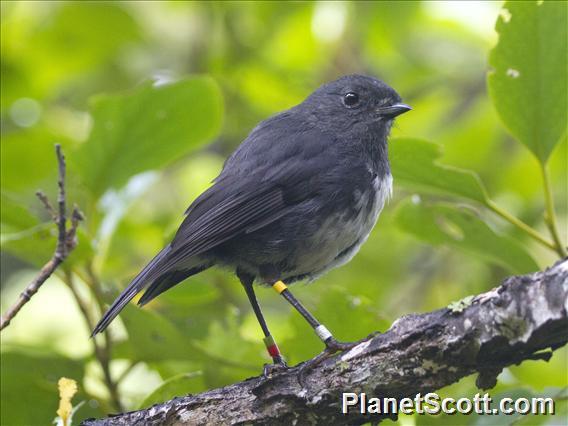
[82,260,568,426]
[0,144,83,331]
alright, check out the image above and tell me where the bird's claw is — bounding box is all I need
[365,330,381,340]
[296,333,383,386]
[262,357,289,376]
[324,337,360,353]
[297,337,359,386]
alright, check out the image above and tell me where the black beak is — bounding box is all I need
[377,103,412,119]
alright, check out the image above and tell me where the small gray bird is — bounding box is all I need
[92,74,410,368]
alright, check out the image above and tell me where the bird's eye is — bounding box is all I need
[343,92,360,108]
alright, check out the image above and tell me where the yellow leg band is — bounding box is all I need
[272,280,288,294]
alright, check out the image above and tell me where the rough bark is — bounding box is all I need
[82,259,568,426]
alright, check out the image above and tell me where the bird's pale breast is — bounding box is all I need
[292,171,392,281]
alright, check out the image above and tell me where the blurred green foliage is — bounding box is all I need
[1,1,566,425]
[74,76,223,197]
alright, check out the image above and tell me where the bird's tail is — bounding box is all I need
[91,246,172,336]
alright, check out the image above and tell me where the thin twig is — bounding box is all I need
[539,163,567,257]
[35,191,56,221]
[84,263,124,411]
[485,200,557,252]
[64,270,95,332]
[93,335,124,412]
[0,144,83,331]
[74,265,125,410]
[56,144,67,257]
[63,271,124,412]
[116,360,141,385]
[84,264,117,370]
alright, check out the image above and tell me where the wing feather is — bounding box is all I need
[92,126,336,336]
[164,186,287,269]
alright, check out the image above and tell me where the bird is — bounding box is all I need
[92,74,411,369]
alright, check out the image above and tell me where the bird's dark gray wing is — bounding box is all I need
[91,245,172,335]
[92,182,294,336]
[166,180,297,267]
[170,118,341,264]
[92,125,335,336]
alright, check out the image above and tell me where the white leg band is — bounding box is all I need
[315,324,332,342]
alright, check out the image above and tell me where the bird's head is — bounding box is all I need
[302,74,411,138]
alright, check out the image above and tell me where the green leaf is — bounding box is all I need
[390,138,489,204]
[72,76,223,197]
[0,350,102,426]
[0,193,60,265]
[488,1,567,163]
[139,371,205,409]
[113,305,198,362]
[1,2,141,107]
[395,198,539,274]
[196,307,264,382]
[0,127,62,193]
[508,345,568,389]
[1,193,93,267]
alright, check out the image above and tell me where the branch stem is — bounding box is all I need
[55,144,67,258]
[0,144,82,331]
[66,269,123,412]
[485,200,557,252]
[0,257,64,330]
[539,163,567,257]
[81,260,568,426]
[116,360,140,384]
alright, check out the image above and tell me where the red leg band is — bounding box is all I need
[263,335,281,358]
[267,343,281,358]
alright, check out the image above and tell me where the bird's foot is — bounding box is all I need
[363,330,381,341]
[262,356,288,376]
[297,337,355,386]
[326,331,381,352]
[297,335,379,386]
[324,336,360,352]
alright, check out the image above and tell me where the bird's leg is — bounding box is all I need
[272,280,368,385]
[271,281,358,354]
[237,270,287,374]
